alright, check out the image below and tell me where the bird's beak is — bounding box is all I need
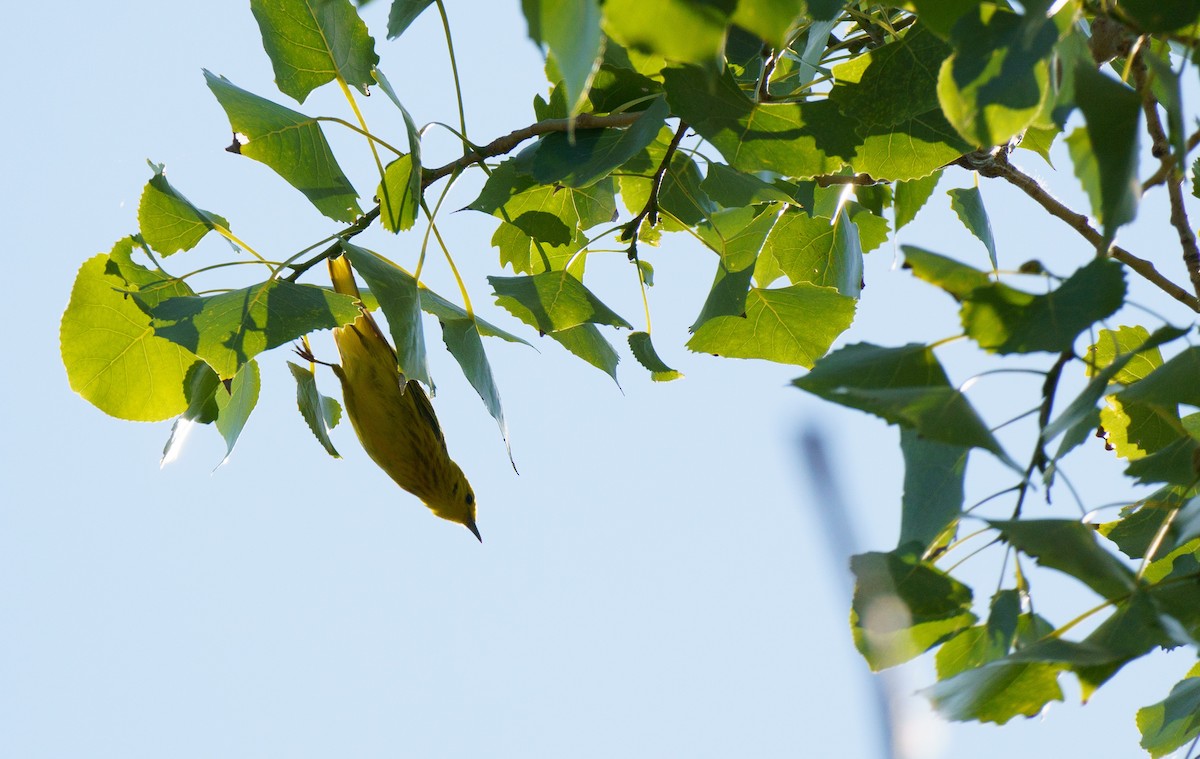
[465,515,483,543]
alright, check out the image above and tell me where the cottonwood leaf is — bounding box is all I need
[250,0,378,102]
[628,331,683,382]
[288,361,341,458]
[138,166,230,255]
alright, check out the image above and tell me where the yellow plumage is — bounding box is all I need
[320,253,480,541]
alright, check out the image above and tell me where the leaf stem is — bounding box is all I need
[316,116,406,156]
[434,0,470,154]
[336,78,391,222]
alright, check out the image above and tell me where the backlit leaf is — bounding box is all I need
[628,331,683,381]
[138,166,230,255]
[491,271,632,333]
[288,360,342,458]
[947,186,998,269]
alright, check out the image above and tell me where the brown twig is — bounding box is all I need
[957,150,1200,312]
[619,120,690,258]
[284,111,643,281]
[1141,129,1200,191]
[1132,56,1200,300]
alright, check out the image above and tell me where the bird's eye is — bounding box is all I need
[465,493,474,506]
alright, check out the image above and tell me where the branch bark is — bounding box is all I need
[957,151,1200,312]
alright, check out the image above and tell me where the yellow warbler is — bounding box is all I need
[312,253,480,541]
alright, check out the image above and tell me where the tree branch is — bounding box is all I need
[284,111,644,281]
[619,120,690,258]
[1132,55,1200,300]
[957,150,1200,312]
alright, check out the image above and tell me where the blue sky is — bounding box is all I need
[3,2,1198,757]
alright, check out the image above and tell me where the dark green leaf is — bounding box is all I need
[701,163,799,208]
[61,244,199,422]
[936,9,1057,147]
[138,166,230,255]
[468,161,615,243]
[1044,326,1190,441]
[386,0,434,38]
[1137,669,1200,759]
[440,317,512,461]
[339,242,432,389]
[288,361,342,458]
[628,331,683,382]
[960,258,1126,354]
[899,427,968,550]
[989,519,1137,600]
[851,549,977,670]
[935,590,1022,679]
[250,0,378,102]
[534,0,604,115]
[687,284,856,368]
[902,246,992,299]
[1073,63,1142,241]
[947,186,997,269]
[691,261,756,331]
[373,68,424,223]
[795,342,1012,461]
[548,323,620,382]
[894,170,942,230]
[910,0,982,38]
[1117,0,1200,33]
[149,280,361,380]
[1120,346,1200,408]
[490,271,632,334]
[528,97,668,187]
[1125,436,1200,486]
[204,71,361,222]
[215,359,261,465]
[924,659,1065,724]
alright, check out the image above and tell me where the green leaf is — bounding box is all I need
[851,549,977,671]
[989,519,1137,600]
[204,71,361,223]
[1117,0,1200,33]
[1101,395,1186,461]
[602,0,729,65]
[60,244,199,422]
[899,427,968,551]
[902,246,993,299]
[249,0,378,102]
[161,362,224,465]
[960,258,1126,354]
[935,591,1022,679]
[527,96,668,187]
[490,271,632,334]
[924,659,1065,725]
[691,261,756,331]
[687,284,856,368]
[910,0,981,38]
[440,317,512,461]
[1120,346,1200,409]
[386,0,434,38]
[695,205,781,272]
[1138,673,1200,758]
[1087,325,1163,384]
[548,323,620,382]
[413,284,530,346]
[137,166,230,255]
[338,243,432,389]
[700,163,797,208]
[532,0,604,116]
[936,8,1057,147]
[288,361,342,458]
[845,202,890,253]
[377,154,420,233]
[628,331,683,381]
[666,28,970,182]
[1043,326,1189,442]
[1073,63,1142,241]
[1125,436,1200,486]
[214,359,261,465]
[794,342,1012,461]
[468,161,615,243]
[1019,125,1058,165]
[894,170,942,230]
[729,0,804,48]
[761,208,863,297]
[946,186,997,269]
[1098,486,1189,559]
[372,68,424,226]
[149,280,361,380]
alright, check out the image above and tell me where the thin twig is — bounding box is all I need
[1141,128,1200,191]
[957,151,1200,312]
[1132,55,1200,300]
[619,120,690,258]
